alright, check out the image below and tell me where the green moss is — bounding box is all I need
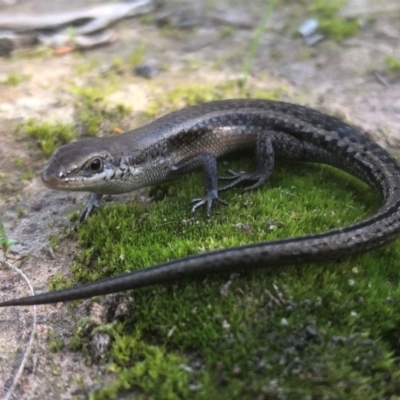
[138,13,155,25]
[385,55,400,73]
[110,57,123,70]
[68,154,400,398]
[96,332,195,399]
[0,214,16,256]
[310,0,359,40]
[298,47,314,61]
[13,157,25,169]
[319,18,359,40]
[48,331,65,353]
[14,47,53,59]
[74,58,100,75]
[0,182,9,192]
[70,85,131,137]
[48,234,60,248]
[69,317,93,353]
[310,0,344,18]
[1,73,26,86]
[68,209,83,223]
[159,26,193,39]
[47,233,64,252]
[127,43,146,66]
[211,58,223,71]
[13,157,34,181]
[219,26,234,38]
[22,171,34,181]
[16,208,26,219]
[186,59,202,71]
[145,81,287,119]
[20,119,76,157]
[48,273,73,292]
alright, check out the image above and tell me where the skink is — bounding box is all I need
[2,99,400,307]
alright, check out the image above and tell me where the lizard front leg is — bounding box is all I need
[171,152,227,217]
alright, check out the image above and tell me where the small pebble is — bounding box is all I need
[298,19,319,37]
[134,60,159,79]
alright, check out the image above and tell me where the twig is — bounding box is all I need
[241,0,279,88]
[375,72,390,87]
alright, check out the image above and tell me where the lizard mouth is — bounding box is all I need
[41,170,87,190]
[41,161,72,189]
[41,168,65,188]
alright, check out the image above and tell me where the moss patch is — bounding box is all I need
[20,119,76,157]
[70,85,131,137]
[48,272,73,292]
[385,55,400,73]
[0,73,27,86]
[145,80,288,120]
[47,330,65,353]
[127,42,146,67]
[67,153,400,398]
[102,331,196,399]
[18,82,131,157]
[310,0,359,40]
[0,213,16,257]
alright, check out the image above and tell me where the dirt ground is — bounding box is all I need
[0,0,400,399]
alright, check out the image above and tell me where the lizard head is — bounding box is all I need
[42,139,117,193]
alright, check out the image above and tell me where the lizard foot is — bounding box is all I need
[219,169,268,192]
[74,193,103,229]
[190,190,227,217]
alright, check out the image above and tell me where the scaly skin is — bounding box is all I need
[2,99,400,306]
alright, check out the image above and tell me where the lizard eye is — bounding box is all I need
[88,158,103,172]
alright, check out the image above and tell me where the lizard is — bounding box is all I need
[1,99,400,307]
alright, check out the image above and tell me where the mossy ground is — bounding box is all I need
[30,51,399,398]
[13,34,397,400]
[1,1,399,398]
[67,153,400,399]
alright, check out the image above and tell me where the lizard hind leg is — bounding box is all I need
[219,133,275,192]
